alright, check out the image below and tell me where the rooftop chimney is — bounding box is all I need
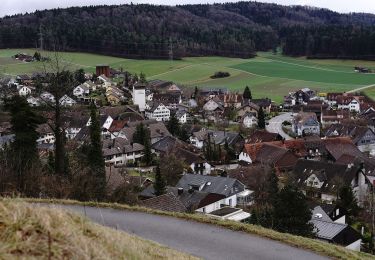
[177,187,183,195]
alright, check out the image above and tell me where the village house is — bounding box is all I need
[102,137,144,165]
[141,174,252,221]
[320,110,350,127]
[311,205,362,251]
[284,88,316,107]
[337,96,361,112]
[202,98,225,120]
[175,110,188,124]
[121,120,171,144]
[59,95,76,107]
[246,130,283,144]
[252,98,272,114]
[239,143,298,171]
[152,136,212,175]
[145,102,171,121]
[324,124,375,156]
[36,124,55,144]
[152,92,182,110]
[292,112,320,137]
[189,129,244,154]
[292,159,370,205]
[241,112,257,128]
[40,92,55,103]
[73,84,90,100]
[27,96,41,107]
[18,85,32,96]
[221,93,243,108]
[237,102,259,118]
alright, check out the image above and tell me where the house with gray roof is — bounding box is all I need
[176,174,252,210]
[311,206,361,251]
[0,134,14,149]
[102,137,144,166]
[140,174,251,221]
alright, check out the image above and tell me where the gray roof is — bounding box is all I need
[176,174,245,197]
[311,219,347,240]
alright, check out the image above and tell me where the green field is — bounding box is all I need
[1,49,375,103]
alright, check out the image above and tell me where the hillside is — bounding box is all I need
[0,2,374,59]
[2,49,375,103]
[0,200,196,260]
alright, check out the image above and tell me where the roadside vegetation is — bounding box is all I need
[0,199,196,260]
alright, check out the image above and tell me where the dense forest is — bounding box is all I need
[0,2,374,59]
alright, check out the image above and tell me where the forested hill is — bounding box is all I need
[0,2,375,59]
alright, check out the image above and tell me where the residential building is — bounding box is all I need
[145,103,170,121]
[59,95,76,107]
[241,112,257,128]
[102,137,144,165]
[292,112,320,136]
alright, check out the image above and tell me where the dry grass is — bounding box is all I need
[0,199,197,260]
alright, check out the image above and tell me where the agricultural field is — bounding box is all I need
[1,49,375,103]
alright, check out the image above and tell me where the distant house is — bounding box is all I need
[293,159,370,205]
[252,98,272,114]
[176,110,188,124]
[152,136,212,175]
[320,110,350,127]
[203,98,224,113]
[237,102,259,118]
[176,174,252,212]
[241,112,257,128]
[324,124,375,156]
[336,95,362,113]
[73,84,90,99]
[59,95,77,107]
[145,103,171,121]
[27,96,41,107]
[189,129,244,153]
[40,92,55,103]
[241,143,298,170]
[222,93,243,108]
[292,112,320,137]
[102,137,144,165]
[36,124,55,144]
[246,130,282,143]
[18,86,32,96]
[140,174,252,220]
[311,205,361,251]
[152,92,182,110]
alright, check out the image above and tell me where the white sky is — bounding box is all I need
[1,0,375,18]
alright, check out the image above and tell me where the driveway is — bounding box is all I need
[266,112,294,140]
[42,204,328,260]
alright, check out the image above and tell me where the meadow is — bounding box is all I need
[1,49,375,103]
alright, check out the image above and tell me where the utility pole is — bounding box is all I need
[39,24,44,51]
[168,37,173,68]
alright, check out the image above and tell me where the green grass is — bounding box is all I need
[18,198,375,260]
[1,48,375,103]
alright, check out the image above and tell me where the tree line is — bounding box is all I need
[0,2,374,59]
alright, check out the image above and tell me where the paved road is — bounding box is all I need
[347,83,375,93]
[266,112,294,140]
[42,204,327,260]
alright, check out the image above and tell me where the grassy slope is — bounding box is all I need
[20,198,375,260]
[1,49,375,103]
[0,200,196,260]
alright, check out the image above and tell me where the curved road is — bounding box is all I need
[266,112,294,140]
[42,204,327,260]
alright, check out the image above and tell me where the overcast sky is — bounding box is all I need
[2,0,375,18]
